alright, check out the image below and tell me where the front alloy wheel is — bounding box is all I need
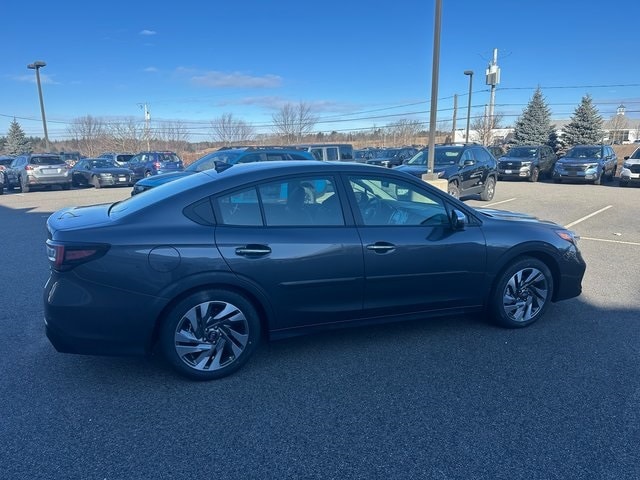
[160,289,261,380]
[490,257,553,328]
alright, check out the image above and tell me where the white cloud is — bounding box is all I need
[143,67,158,73]
[139,29,157,36]
[191,71,282,89]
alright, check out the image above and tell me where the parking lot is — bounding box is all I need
[1,179,638,479]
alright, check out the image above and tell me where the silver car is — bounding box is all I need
[5,153,72,192]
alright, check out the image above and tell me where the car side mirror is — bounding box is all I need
[450,209,467,230]
[463,160,475,166]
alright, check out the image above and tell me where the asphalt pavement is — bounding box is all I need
[0,179,638,480]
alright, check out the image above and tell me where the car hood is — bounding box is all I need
[499,155,534,162]
[557,158,600,165]
[394,164,454,177]
[136,171,194,187]
[476,208,557,226]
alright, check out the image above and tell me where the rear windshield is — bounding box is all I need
[30,156,64,165]
[158,153,181,163]
[116,154,134,163]
[109,171,216,219]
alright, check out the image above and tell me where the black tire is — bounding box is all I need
[528,167,539,183]
[19,175,29,193]
[91,176,101,189]
[489,257,554,328]
[144,170,152,178]
[159,289,261,380]
[61,183,71,191]
[448,181,460,199]
[480,176,496,201]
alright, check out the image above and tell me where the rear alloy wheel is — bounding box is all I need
[160,289,261,380]
[448,181,460,199]
[490,257,553,328]
[528,167,539,183]
[480,177,496,201]
[91,175,101,189]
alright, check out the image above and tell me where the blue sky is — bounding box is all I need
[3,0,640,141]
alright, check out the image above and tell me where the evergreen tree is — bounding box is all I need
[512,87,552,145]
[5,119,31,155]
[560,94,604,147]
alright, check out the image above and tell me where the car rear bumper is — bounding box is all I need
[43,274,161,356]
[29,176,72,186]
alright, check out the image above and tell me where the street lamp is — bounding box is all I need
[27,60,50,151]
[464,70,473,143]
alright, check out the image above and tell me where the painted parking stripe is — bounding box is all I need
[485,197,517,207]
[580,236,640,247]
[564,205,613,228]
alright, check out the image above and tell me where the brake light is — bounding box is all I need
[25,165,34,171]
[46,241,109,271]
[153,162,161,169]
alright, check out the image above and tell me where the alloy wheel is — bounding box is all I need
[501,267,549,323]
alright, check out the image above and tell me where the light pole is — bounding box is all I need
[27,61,50,151]
[464,70,473,144]
[424,0,442,181]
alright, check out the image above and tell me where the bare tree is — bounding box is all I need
[271,102,317,143]
[470,112,504,145]
[608,113,628,144]
[211,113,255,145]
[67,116,107,157]
[386,119,422,146]
[105,117,144,153]
[155,120,191,153]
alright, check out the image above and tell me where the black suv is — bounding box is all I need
[394,144,498,200]
[498,145,557,182]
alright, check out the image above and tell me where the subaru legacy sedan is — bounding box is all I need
[44,161,586,380]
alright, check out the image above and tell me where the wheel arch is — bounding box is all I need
[146,273,274,353]
[487,245,562,303]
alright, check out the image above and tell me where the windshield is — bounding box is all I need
[565,147,601,159]
[187,151,242,172]
[630,149,640,160]
[90,160,117,168]
[507,147,537,158]
[406,148,462,166]
[31,156,64,166]
[372,149,400,159]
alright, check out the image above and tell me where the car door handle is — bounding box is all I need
[366,242,396,253]
[235,245,271,256]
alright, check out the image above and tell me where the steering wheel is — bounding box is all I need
[362,196,384,222]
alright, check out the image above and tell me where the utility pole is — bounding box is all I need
[451,94,457,143]
[485,48,501,131]
[139,103,151,150]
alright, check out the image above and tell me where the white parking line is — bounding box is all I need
[486,197,517,207]
[564,205,613,228]
[580,237,640,247]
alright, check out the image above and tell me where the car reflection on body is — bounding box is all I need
[44,161,586,380]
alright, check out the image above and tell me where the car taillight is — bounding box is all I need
[153,162,161,168]
[46,241,110,271]
[25,165,34,171]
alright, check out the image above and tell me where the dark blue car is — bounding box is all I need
[127,151,184,182]
[44,161,585,380]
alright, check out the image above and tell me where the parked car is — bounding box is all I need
[44,161,585,380]
[619,148,640,187]
[5,153,71,192]
[0,155,14,194]
[131,146,316,195]
[292,143,354,162]
[552,144,617,184]
[70,158,134,188]
[497,145,557,182]
[98,152,135,167]
[365,147,420,167]
[127,151,184,182]
[394,144,498,200]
